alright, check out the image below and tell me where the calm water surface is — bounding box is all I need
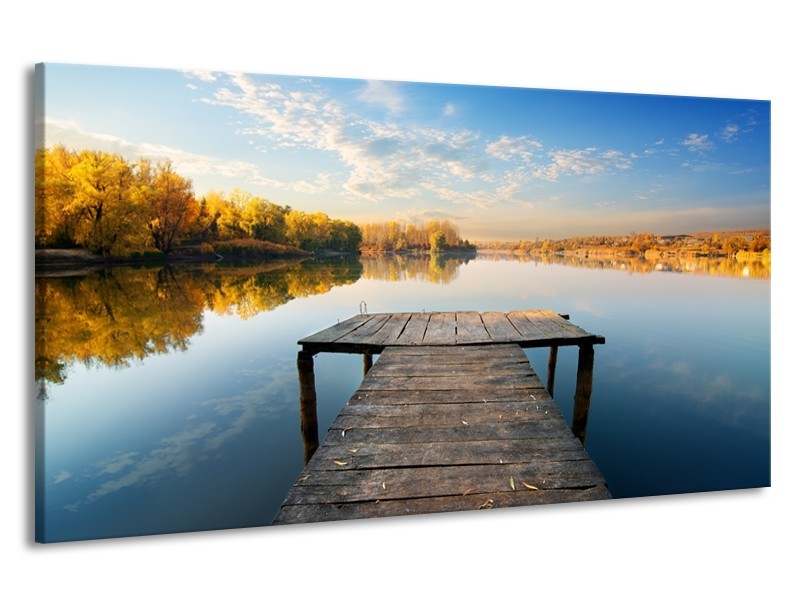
[35,253,770,542]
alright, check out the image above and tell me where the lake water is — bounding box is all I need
[34,253,770,542]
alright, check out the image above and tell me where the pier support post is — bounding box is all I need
[298,350,319,464]
[363,353,373,376]
[547,346,558,397]
[572,343,594,446]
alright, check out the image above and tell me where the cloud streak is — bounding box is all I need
[192,73,639,208]
[64,359,298,511]
[719,124,740,143]
[358,80,405,114]
[43,118,331,196]
[682,133,714,153]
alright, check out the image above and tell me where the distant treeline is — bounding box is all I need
[478,230,771,257]
[35,146,362,257]
[360,220,475,252]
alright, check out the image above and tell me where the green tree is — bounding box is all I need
[241,196,289,243]
[328,219,362,251]
[429,230,446,253]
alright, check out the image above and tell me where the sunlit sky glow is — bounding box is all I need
[39,63,770,240]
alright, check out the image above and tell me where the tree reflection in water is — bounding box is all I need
[35,249,760,396]
[476,251,770,279]
[34,257,364,392]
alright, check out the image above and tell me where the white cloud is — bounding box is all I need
[53,470,72,484]
[486,135,542,164]
[182,69,218,83]
[84,422,217,504]
[393,208,465,223]
[74,360,297,509]
[682,133,714,153]
[93,451,139,476]
[720,123,740,143]
[443,102,456,117]
[195,73,499,202]
[42,118,330,196]
[48,74,645,211]
[533,147,633,181]
[358,80,405,114]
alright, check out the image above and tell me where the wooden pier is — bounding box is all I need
[274,310,609,525]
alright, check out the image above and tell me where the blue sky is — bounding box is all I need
[39,63,770,240]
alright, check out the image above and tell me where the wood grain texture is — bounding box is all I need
[275,343,609,525]
[299,310,603,354]
[298,314,373,345]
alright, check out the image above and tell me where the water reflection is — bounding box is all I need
[476,251,771,279]
[35,257,363,392]
[65,359,299,513]
[35,252,769,540]
[360,252,474,284]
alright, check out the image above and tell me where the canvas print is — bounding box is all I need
[34,63,770,542]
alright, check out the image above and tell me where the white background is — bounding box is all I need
[3,1,796,597]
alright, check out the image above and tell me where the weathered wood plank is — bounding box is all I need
[520,309,596,341]
[383,343,522,354]
[456,311,492,344]
[327,420,576,444]
[362,312,413,346]
[339,399,563,419]
[331,408,565,430]
[518,309,577,338]
[507,310,553,341]
[298,314,373,345]
[273,486,610,524]
[283,462,606,504]
[376,347,524,362]
[480,311,524,343]
[309,437,588,469]
[299,310,602,353]
[422,312,457,344]
[393,312,431,345]
[539,309,598,339]
[337,313,393,344]
[376,346,527,359]
[358,373,543,391]
[364,363,535,377]
[277,336,607,525]
[346,388,550,406]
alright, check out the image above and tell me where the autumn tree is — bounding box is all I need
[65,150,145,255]
[143,161,199,254]
[722,236,749,256]
[328,220,362,252]
[37,145,362,257]
[285,211,330,251]
[35,145,79,247]
[749,234,770,252]
[359,219,471,252]
[241,196,289,243]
